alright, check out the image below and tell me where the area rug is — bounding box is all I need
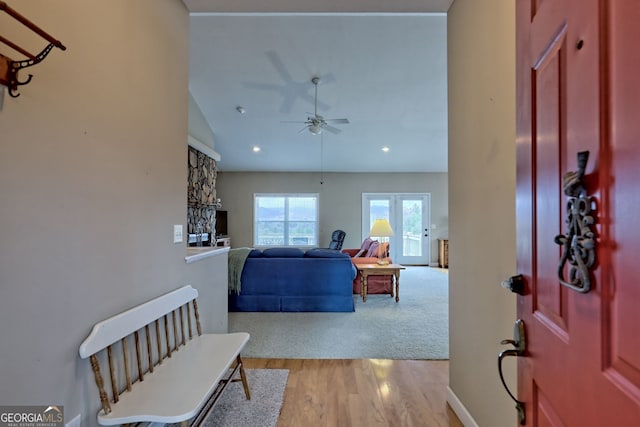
[229,266,449,359]
[202,369,288,427]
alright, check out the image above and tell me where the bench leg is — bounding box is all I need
[237,355,251,400]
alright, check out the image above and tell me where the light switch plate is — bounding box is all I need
[173,224,183,243]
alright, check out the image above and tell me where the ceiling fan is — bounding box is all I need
[284,77,349,135]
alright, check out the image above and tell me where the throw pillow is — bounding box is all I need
[366,241,380,258]
[378,242,389,258]
[360,237,375,251]
[354,249,366,257]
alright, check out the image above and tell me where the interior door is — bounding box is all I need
[514,0,640,425]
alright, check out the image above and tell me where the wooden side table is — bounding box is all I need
[355,263,406,303]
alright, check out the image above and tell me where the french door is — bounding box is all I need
[362,193,430,265]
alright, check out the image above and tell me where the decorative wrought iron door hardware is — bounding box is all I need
[554,151,596,293]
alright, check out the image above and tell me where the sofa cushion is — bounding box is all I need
[305,248,351,258]
[247,249,263,257]
[262,247,305,258]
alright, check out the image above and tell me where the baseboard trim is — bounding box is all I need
[447,386,479,427]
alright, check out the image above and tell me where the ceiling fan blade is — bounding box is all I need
[318,73,336,85]
[242,82,281,91]
[325,118,350,124]
[281,120,307,123]
[266,50,293,82]
[279,95,296,114]
[298,125,310,134]
[322,124,342,134]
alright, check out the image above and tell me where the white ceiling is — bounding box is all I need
[185,1,452,173]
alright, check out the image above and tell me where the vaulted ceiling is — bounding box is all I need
[184,0,453,173]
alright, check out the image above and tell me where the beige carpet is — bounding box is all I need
[229,266,449,359]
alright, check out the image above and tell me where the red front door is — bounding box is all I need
[515,0,640,425]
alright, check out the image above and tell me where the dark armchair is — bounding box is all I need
[328,229,346,250]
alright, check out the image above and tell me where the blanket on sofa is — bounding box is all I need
[228,247,252,295]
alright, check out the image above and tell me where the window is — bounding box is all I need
[254,194,319,247]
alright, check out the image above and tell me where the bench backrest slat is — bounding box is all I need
[145,324,153,373]
[107,346,118,403]
[79,285,198,359]
[187,304,193,340]
[155,319,162,365]
[81,286,203,416]
[164,314,172,358]
[172,310,179,352]
[193,299,202,335]
[179,306,186,346]
[134,331,143,382]
[122,338,132,391]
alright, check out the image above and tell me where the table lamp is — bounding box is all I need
[369,219,394,265]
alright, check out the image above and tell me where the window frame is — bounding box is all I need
[253,193,319,248]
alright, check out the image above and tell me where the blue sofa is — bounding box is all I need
[228,247,357,312]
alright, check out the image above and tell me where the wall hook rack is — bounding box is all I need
[0,1,66,98]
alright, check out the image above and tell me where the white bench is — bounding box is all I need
[79,285,250,426]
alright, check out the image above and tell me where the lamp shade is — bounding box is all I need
[369,219,394,237]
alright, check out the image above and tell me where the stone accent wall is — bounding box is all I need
[187,146,218,235]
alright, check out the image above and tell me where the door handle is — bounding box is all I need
[498,319,526,425]
[501,274,525,295]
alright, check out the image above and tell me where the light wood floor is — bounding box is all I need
[244,358,463,427]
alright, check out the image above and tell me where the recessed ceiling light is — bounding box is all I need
[382,147,390,152]
[252,146,261,152]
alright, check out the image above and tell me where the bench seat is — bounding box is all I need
[79,285,251,427]
[98,333,249,425]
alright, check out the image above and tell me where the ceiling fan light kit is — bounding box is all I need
[309,124,322,135]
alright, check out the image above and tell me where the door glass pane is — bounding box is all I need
[369,200,390,231]
[402,199,422,256]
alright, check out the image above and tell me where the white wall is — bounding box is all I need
[216,172,448,263]
[0,2,227,426]
[188,91,216,148]
[447,0,518,426]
